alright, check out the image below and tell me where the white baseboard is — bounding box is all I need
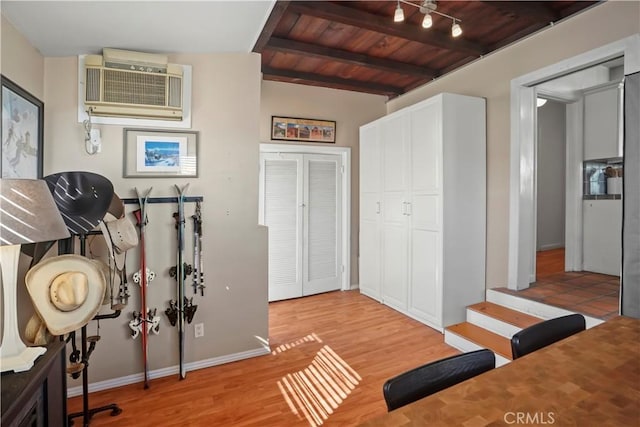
[349,283,359,290]
[66,347,270,398]
[537,243,565,251]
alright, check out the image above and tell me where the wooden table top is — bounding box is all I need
[360,316,640,427]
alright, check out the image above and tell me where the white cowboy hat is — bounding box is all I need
[25,254,106,336]
[24,313,52,346]
[90,259,112,306]
[99,216,138,270]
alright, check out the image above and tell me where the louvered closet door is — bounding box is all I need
[260,153,304,301]
[260,153,342,302]
[302,154,342,296]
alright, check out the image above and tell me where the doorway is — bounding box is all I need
[508,34,640,290]
[536,98,567,274]
[259,145,351,301]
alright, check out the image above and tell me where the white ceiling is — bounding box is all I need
[1,1,275,57]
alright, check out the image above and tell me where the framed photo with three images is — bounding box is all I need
[123,128,199,178]
[271,116,336,143]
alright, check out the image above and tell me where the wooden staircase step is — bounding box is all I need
[468,301,542,329]
[446,322,513,360]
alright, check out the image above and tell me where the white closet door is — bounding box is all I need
[303,154,342,296]
[260,153,303,301]
[260,152,342,301]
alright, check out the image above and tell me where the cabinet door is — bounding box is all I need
[359,124,382,299]
[583,200,622,276]
[409,229,441,326]
[584,85,621,160]
[407,101,443,326]
[381,114,407,193]
[382,223,408,310]
[380,114,409,310]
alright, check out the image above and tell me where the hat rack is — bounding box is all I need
[60,232,123,426]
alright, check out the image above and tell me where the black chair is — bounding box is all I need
[382,349,495,411]
[511,313,586,360]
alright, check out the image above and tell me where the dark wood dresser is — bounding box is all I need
[1,339,67,427]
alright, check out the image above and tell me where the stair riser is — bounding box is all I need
[486,290,604,329]
[466,309,522,338]
[444,331,510,367]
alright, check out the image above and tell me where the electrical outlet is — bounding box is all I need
[194,323,204,338]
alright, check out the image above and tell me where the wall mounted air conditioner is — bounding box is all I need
[84,48,183,120]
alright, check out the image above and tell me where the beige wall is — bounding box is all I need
[387,1,640,288]
[4,12,269,384]
[1,15,44,99]
[1,15,47,340]
[260,81,387,285]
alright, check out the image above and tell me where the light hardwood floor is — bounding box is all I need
[494,248,620,319]
[68,290,456,426]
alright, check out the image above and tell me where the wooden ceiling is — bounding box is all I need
[253,1,601,98]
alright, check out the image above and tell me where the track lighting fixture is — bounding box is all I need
[393,0,462,37]
[394,1,405,22]
[451,19,462,37]
[422,13,433,28]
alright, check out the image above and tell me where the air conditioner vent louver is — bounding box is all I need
[85,68,101,102]
[103,69,167,106]
[83,50,184,121]
[168,76,182,108]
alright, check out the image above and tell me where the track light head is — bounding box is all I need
[394,2,405,22]
[422,13,433,28]
[451,20,462,37]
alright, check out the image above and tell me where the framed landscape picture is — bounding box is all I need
[271,116,336,143]
[123,128,198,178]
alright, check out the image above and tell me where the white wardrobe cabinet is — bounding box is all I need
[359,93,486,332]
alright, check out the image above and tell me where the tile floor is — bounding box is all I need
[494,249,620,320]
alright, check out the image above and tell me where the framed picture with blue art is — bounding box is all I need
[123,128,198,178]
[1,75,44,179]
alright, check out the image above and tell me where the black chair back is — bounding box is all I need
[511,313,586,359]
[382,349,495,411]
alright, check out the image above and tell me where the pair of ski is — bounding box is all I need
[131,185,201,385]
[166,184,196,380]
[132,187,154,389]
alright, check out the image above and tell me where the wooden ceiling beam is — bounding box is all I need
[482,1,559,23]
[262,66,404,97]
[287,1,487,57]
[253,1,291,52]
[266,37,437,79]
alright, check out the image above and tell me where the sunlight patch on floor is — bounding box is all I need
[272,333,323,355]
[278,344,362,427]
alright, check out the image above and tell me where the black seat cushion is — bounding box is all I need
[383,349,495,411]
[511,313,586,359]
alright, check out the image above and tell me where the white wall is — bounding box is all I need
[260,81,387,285]
[386,1,640,288]
[537,100,566,251]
